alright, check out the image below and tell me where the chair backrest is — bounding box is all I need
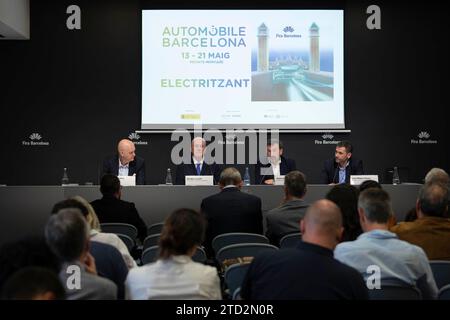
[438,284,450,300]
[279,233,302,249]
[141,246,159,265]
[143,233,161,251]
[216,243,278,265]
[100,223,138,240]
[368,285,422,300]
[212,233,269,255]
[224,263,250,296]
[147,223,164,236]
[430,260,450,289]
[116,233,135,252]
[192,247,207,264]
[232,287,242,300]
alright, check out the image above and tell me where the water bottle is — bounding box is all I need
[392,166,400,185]
[61,167,69,185]
[165,168,173,185]
[244,167,251,186]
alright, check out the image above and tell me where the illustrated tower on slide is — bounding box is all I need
[257,23,269,72]
[309,22,320,72]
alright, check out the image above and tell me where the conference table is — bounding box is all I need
[0,184,422,245]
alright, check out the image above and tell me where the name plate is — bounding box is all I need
[274,176,285,186]
[185,175,214,186]
[350,175,379,186]
[118,175,136,186]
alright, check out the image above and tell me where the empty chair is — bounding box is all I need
[141,246,159,265]
[147,223,164,236]
[430,261,450,289]
[100,223,138,240]
[212,233,269,255]
[279,233,302,249]
[142,234,161,251]
[224,263,250,296]
[438,284,450,300]
[216,243,278,266]
[368,285,422,300]
[116,233,135,252]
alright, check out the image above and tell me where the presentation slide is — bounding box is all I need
[142,10,344,130]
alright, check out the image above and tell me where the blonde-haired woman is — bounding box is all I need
[71,196,136,269]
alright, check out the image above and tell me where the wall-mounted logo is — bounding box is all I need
[283,26,295,33]
[411,131,438,144]
[276,25,302,39]
[314,133,339,145]
[22,133,50,146]
[128,132,148,145]
[218,133,245,145]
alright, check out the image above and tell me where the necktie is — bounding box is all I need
[196,163,201,175]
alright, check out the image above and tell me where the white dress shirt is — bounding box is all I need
[270,158,282,178]
[126,255,222,300]
[118,159,129,177]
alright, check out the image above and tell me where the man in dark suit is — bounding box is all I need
[265,171,309,246]
[102,139,146,185]
[320,140,363,184]
[175,137,222,185]
[91,174,147,242]
[241,200,368,300]
[200,167,263,257]
[255,140,296,185]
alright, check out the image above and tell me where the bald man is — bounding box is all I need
[241,200,368,300]
[175,137,222,185]
[102,139,146,185]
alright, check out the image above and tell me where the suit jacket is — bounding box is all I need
[90,195,148,242]
[175,162,222,185]
[265,199,309,246]
[102,155,146,185]
[200,187,263,257]
[320,157,364,184]
[255,156,296,185]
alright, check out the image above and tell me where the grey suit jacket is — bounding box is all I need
[265,199,309,246]
[59,262,117,300]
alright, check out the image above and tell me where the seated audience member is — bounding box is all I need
[391,183,450,260]
[255,140,296,185]
[45,209,117,300]
[335,188,438,299]
[1,267,65,300]
[320,140,364,185]
[201,167,263,256]
[359,180,382,193]
[52,199,129,299]
[175,137,222,185]
[0,236,60,292]
[241,200,368,300]
[326,184,363,242]
[126,208,222,300]
[72,196,136,269]
[265,171,309,245]
[102,138,146,185]
[91,174,147,242]
[424,167,449,185]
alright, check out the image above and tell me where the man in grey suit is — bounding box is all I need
[265,171,309,246]
[45,209,117,300]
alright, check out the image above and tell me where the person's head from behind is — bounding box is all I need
[191,137,206,161]
[100,174,121,198]
[71,196,101,231]
[1,267,65,300]
[284,171,307,200]
[51,199,88,217]
[335,140,353,166]
[45,209,90,264]
[359,180,382,193]
[326,184,361,241]
[159,208,206,259]
[267,139,284,163]
[300,200,343,250]
[416,183,449,218]
[0,236,60,291]
[219,167,242,189]
[358,188,393,231]
[117,139,136,165]
[424,168,449,185]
